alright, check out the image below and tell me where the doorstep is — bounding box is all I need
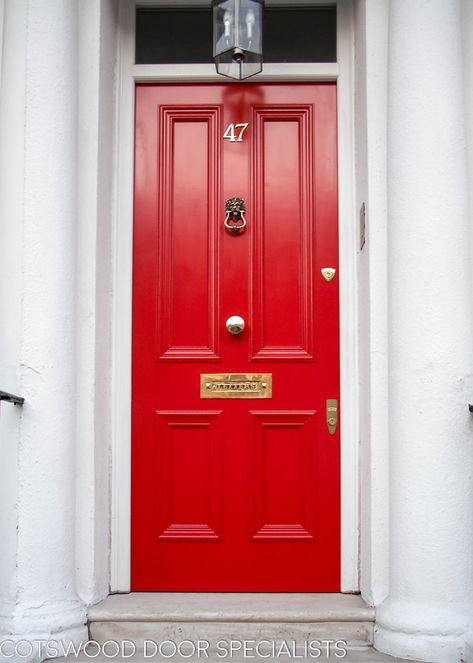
[88,593,375,648]
[44,594,428,663]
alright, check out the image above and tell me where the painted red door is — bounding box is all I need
[132,83,339,591]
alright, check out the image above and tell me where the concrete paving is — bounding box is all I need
[47,647,425,663]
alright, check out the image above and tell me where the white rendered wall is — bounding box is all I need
[75,0,117,607]
[462,5,473,653]
[375,1,473,661]
[464,2,473,312]
[354,0,390,607]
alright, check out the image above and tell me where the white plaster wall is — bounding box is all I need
[0,1,5,86]
[354,0,390,607]
[76,0,117,607]
[464,1,473,304]
[462,2,473,654]
[337,0,360,594]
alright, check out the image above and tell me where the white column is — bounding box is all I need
[0,0,87,656]
[375,2,473,662]
[0,1,28,648]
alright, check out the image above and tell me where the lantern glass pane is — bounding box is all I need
[237,0,262,55]
[214,53,262,80]
[214,0,236,57]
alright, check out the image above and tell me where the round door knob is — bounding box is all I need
[226,315,245,335]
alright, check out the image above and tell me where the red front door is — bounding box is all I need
[132,83,339,591]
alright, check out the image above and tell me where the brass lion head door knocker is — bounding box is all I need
[224,197,247,235]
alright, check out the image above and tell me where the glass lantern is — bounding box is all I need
[213,0,263,80]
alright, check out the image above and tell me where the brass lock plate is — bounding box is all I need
[326,399,338,435]
[200,374,272,399]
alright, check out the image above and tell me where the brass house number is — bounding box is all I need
[223,123,249,142]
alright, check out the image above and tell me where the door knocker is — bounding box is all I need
[224,197,247,235]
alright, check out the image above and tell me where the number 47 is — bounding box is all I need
[223,123,249,143]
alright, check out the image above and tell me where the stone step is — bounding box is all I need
[88,593,376,650]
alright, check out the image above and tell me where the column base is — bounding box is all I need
[0,600,87,663]
[375,599,473,663]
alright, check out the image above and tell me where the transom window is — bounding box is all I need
[135,5,337,65]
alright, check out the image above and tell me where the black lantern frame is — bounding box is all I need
[213,0,264,80]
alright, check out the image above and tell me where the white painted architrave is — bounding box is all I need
[111,0,359,593]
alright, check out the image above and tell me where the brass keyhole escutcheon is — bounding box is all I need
[321,267,336,282]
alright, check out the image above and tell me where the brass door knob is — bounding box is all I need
[226,316,245,335]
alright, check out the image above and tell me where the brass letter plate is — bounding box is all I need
[200,374,272,399]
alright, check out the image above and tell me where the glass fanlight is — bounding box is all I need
[213,0,263,80]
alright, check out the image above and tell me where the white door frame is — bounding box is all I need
[111,0,359,593]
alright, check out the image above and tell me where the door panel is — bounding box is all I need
[250,411,317,541]
[132,83,339,591]
[251,107,314,360]
[157,108,220,361]
[154,411,223,542]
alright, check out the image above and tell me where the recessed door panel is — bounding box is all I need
[132,83,340,591]
[251,411,317,542]
[157,108,220,361]
[154,411,223,541]
[251,108,314,360]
